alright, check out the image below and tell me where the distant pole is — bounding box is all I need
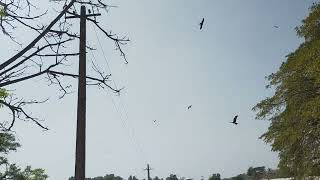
[145,164,153,180]
[147,164,150,180]
[75,5,87,180]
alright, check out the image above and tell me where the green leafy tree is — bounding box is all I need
[70,174,124,180]
[129,175,139,180]
[103,174,123,180]
[231,174,247,180]
[0,7,5,17]
[246,166,265,180]
[0,132,48,179]
[253,2,320,179]
[208,173,221,180]
[0,100,48,179]
[19,166,49,180]
[166,174,178,180]
[0,88,8,111]
[0,88,8,99]
[153,176,162,180]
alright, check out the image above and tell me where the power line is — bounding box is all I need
[90,51,146,178]
[89,27,148,168]
[92,24,146,157]
[90,50,145,160]
[92,23,119,90]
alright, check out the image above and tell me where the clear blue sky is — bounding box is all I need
[0,0,316,179]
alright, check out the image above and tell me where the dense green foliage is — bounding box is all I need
[223,166,289,180]
[0,88,8,108]
[0,132,20,154]
[165,174,179,180]
[0,92,48,179]
[0,132,49,179]
[208,174,221,180]
[70,166,288,180]
[253,2,320,178]
[69,174,125,180]
[0,7,5,17]
[69,174,191,180]
[246,167,265,180]
[128,175,139,180]
[0,88,8,98]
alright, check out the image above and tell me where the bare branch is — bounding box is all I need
[0,0,77,71]
[87,17,129,63]
[0,97,49,131]
[0,0,129,130]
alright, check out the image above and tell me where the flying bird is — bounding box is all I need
[199,18,204,30]
[273,25,279,28]
[187,105,192,110]
[230,115,238,125]
[153,120,159,125]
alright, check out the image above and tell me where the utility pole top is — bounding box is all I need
[66,5,101,19]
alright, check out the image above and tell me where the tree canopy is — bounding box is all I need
[68,166,289,180]
[69,174,124,180]
[0,0,128,131]
[0,132,48,179]
[253,2,320,178]
[0,88,7,98]
[165,174,179,180]
[208,173,221,180]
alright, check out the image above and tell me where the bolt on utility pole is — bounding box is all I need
[66,5,100,180]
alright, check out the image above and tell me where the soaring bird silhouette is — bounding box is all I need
[230,115,239,125]
[199,18,204,30]
[153,120,159,125]
[273,25,279,28]
[187,105,192,110]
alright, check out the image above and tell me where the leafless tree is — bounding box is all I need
[0,0,129,131]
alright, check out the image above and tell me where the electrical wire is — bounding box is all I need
[90,50,146,166]
[90,24,149,170]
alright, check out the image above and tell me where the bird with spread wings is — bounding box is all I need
[199,18,204,30]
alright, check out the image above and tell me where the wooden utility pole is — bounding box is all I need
[144,164,153,180]
[66,5,100,180]
[75,5,87,180]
